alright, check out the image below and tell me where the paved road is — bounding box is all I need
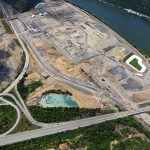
[14,86,52,127]
[0,2,29,95]
[10,15,100,93]
[0,1,150,147]
[0,97,20,137]
[0,93,50,128]
[0,106,150,146]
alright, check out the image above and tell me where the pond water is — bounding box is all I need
[40,93,78,108]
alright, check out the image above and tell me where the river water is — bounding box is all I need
[66,0,150,55]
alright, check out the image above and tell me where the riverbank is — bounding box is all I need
[65,0,150,58]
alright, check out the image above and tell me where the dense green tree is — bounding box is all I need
[1,116,150,150]
[29,106,115,123]
[18,74,43,100]
[2,0,42,12]
[0,105,17,134]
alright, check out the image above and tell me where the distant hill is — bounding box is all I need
[2,0,42,12]
[102,0,150,16]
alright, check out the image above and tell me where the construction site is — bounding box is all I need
[15,0,150,110]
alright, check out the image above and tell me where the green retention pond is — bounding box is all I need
[40,93,79,108]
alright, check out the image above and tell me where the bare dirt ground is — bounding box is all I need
[132,89,150,102]
[33,39,92,83]
[49,54,89,83]
[18,0,150,116]
[27,80,103,109]
[25,54,102,109]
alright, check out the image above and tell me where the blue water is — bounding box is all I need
[66,0,150,55]
[40,93,78,108]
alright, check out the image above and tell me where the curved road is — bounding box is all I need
[1,3,29,94]
[0,1,150,147]
[0,93,50,128]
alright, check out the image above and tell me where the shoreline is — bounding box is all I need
[65,0,150,59]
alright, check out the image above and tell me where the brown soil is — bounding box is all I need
[27,81,102,109]
[132,89,150,102]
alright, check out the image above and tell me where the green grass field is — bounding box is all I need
[1,20,13,33]
[11,113,40,134]
[129,58,142,71]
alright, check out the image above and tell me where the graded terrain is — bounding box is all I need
[0,0,150,149]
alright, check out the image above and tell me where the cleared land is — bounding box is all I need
[133,89,150,103]
[16,0,150,112]
[27,81,103,109]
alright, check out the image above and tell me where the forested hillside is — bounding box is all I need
[103,0,150,16]
[2,0,42,12]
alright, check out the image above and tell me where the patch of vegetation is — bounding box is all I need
[29,106,115,123]
[1,20,13,33]
[0,10,4,19]
[0,105,17,134]
[129,58,142,71]
[11,113,40,134]
[1,116,150,150]
[123,52,133,62]
[42,89,72,96]
[121,127,135,137]
[14,39,21,47]
[18,74,43,100]
[114,137,150,150]
[10,88,19,99]
[3,0,42,12]
[2,95,16,104]
[139,102,150,108]
[15,51,26,79]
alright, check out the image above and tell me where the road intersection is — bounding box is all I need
[0,1,150,147]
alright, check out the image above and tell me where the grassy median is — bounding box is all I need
[1,20,13,33]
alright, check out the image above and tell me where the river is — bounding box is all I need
[65,0,150,55]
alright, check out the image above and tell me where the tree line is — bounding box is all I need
[17,74,43,100]
[29,106,115,123]
[2,0,42,12]
[0,105,17,134]
[1,116,150,150]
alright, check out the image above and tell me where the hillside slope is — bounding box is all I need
[102,0,150,16]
